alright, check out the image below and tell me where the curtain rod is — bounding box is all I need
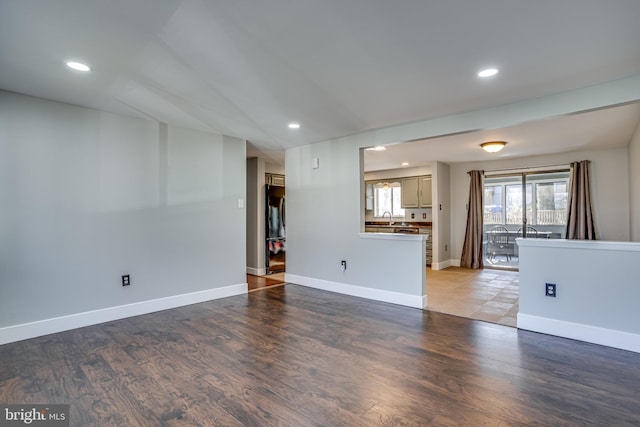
[475,163,573,175]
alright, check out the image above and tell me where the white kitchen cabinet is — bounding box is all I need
[267,173,285,186]
[365,182,374,211]
[401,175,431,208]
[420,176,432,207]
[401,177,420,208]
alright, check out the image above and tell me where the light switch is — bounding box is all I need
[312,157,320,169]
[238,199,244,209]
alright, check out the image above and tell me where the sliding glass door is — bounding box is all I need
[484,170,569,269]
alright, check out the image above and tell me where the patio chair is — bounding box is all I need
[517,226,538,238]
[487,226,515,261]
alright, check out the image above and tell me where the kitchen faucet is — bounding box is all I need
[382,211,393,226]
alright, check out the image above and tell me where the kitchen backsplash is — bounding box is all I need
[364,207,432,223]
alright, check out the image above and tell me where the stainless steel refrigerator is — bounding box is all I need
[266,184,285,273]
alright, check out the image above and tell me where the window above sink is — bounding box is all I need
[366,180,405,217]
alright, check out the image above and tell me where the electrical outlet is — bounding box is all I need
[340,260,347,271]
[122,275,130,286]
[545,283,556,297]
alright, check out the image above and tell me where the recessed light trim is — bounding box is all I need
[288,122,301,129]
[401,162,409,166]
[66,61,91,72]
[481,141,507,153]
[478,67,499,78]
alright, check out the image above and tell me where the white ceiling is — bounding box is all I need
[1,1,640,165]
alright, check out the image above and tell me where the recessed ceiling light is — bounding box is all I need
[66,61,92,72]
[288,122,301,129]
[365,146,386,151]
[478,67,499,78]
[401,162,409,166]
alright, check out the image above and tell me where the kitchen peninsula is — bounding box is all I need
[364,221,432,265]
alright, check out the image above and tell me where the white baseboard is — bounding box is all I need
[0,283,248,346]
[246,267,266,276]
[517,313,640,354]
[450,259,461,267]
[285,273,426,309]
[430,259,452,271]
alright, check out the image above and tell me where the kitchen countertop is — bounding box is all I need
[365,221,432,227]
[360,232,427,241]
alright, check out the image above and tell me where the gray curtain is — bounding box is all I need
[461,170,484,269]
[565,160,596,240]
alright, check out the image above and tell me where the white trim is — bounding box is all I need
[517,313,640,354]
[430,259,452,271]
[516,238,640,252]
[450,259,461,267]
[285,273,426,309]
[0,283,247,345]
[246,267,266,276]
[359,232,426,241]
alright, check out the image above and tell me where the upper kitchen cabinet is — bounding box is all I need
[420,176,432,207]
[401,177,420,208]
[401,175,432,208]
[266,173,285,186]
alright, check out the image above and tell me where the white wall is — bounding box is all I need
[285,137,426,305]
[265,162,285,175]
[246,157,266,275]
[450,148,630,263]
[0,91,246,336]
[629,118,640,242]
[432,161,451,268]
[285,74,640,308]
[518,239,640,353]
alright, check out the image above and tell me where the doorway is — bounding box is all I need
[483,170,570,269]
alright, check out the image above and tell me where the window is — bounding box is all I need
[535,181,568,224]
[483,185,503,225]
[505,183,532,224]
[373,181,405,217]
[484,172,569,225]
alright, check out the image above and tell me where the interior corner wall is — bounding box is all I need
[629,118,640,242]
[0,90,247,330]
[246,157,266,274]
[449,147,631,261]
[432,161,451,268]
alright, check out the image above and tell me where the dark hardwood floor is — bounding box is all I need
[2,284,640,426]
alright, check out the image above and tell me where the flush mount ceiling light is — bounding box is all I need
[288,122,301,129]
[481,141,507,153]
[65,61,91,72]
[478,67,499,78]
[365,146,386,151]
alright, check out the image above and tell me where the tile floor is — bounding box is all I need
[426,267,519,327]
